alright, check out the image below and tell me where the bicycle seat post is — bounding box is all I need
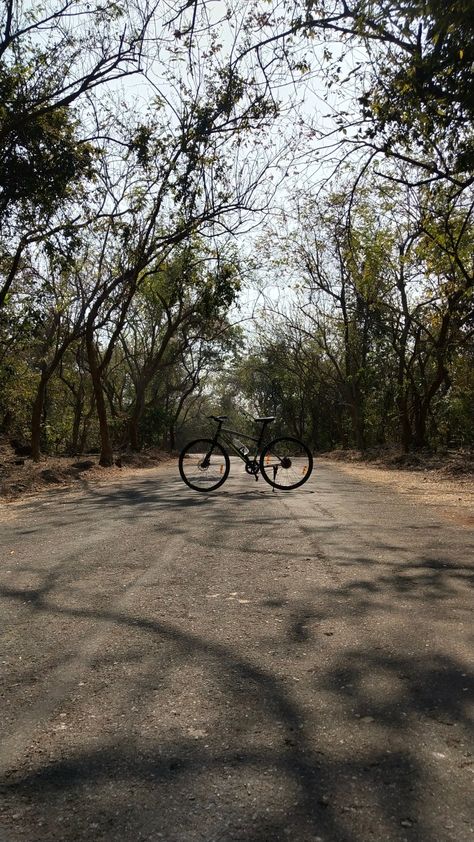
[208,414,227,436]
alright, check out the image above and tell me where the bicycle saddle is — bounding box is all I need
[254,416,276,423]
[208,415,228,421]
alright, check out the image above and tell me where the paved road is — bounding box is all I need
[0,461,473,842]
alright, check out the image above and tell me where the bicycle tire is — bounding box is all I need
[259,437,313,491]
[179,438,230,492]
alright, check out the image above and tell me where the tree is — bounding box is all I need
[0,0,156,308]
[118,243,241,451]
[0,0,295,463]
[394,184,474,448]
[265,190,395,449]
[298,0,474,187]
[175,1,474,189]
[231,166,474,454]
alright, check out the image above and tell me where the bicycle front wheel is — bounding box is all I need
[259,437,313,490]
[179,439,230,492]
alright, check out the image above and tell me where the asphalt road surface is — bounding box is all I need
[1,460,473,842]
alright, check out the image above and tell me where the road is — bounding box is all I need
[0,460,472,842]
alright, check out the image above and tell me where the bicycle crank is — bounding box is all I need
[245,460,259,480]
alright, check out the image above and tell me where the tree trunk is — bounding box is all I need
[127,384,146,451]
[79,396,96,454]
[70,385,84,455]
[397,395,411,452]
[396,392,412,452]
[350,395,365,450]
[31,368,48,462]
[345,380,365,450]
[86,329,114,467]
[412,399,428,450]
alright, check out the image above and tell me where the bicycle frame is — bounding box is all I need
[209,418,271,466]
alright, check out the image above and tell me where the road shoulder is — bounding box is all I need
[319,455,474,528]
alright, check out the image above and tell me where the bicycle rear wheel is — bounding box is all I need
[179,439,230,492]
[259,437,313,490]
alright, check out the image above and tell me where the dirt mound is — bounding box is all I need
[0,449,174,501]
[116,452,161,468]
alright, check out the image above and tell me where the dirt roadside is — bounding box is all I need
[320,451,474,528]
[0,441,174,503]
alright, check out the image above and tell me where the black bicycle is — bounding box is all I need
[179,415,313,492]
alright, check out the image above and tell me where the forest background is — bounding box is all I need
[1,0,473,475]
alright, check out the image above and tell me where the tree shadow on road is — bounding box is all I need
[1,476,473,841]
[1,561,472,842]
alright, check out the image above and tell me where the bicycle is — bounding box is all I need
[178,415,313,492]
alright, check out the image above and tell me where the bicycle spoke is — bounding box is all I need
[179,439,229,492]
[260,438,313,490]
